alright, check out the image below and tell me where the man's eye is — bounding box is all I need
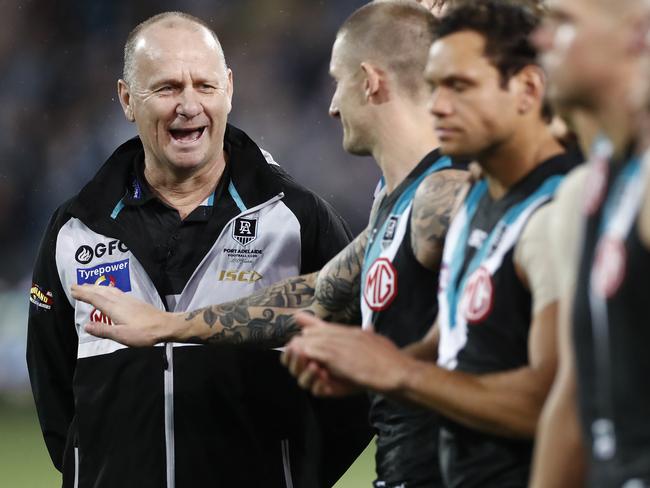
[157,86,174,93]
[451,81,469,92]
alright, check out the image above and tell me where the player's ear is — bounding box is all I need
[117,79,135,122]
[360,62,389,104]
[512,65,545,116]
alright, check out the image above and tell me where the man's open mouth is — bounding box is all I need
[169,126,206,142]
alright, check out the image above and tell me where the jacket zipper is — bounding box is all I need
[163,192,285,486]
[164,343,175,488]
[281,439,294,488]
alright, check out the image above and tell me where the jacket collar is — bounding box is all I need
[69,123,285,226]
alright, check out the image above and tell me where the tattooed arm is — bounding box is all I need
[410,169,470,270]
[179,229,369,347]
[72,229,369,348]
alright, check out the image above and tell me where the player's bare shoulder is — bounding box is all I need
[410,169,470,270]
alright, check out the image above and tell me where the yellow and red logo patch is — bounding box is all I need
[30,284,53,310]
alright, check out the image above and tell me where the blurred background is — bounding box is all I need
[0,0,380,485]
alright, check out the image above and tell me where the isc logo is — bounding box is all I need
[218,270,263,283]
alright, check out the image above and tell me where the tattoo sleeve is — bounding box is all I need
[182,230,369,348]
[411,169,470,271]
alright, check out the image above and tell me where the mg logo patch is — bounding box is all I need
[591,236,626,299]
[461,267,494,324]
[363,258,398,311]
[232,217,258,246]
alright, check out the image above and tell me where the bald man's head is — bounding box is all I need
[536,0,650,111]
[337,1,437,97]
[123,12,226,87]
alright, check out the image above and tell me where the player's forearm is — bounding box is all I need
[402,337,438,362]
[529,372,586,487]
[310,230,368,324]
[393,361,548,438]
[170,273,319,347]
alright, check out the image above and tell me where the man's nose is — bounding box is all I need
[329,98,340,118]
[429,88,453,117]
[176,89,203,119]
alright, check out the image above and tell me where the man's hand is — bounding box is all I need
[281,338,359,397]
[71,284,180,346]
[282,313,416,394]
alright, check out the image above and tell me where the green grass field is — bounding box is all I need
[0,398,375,487]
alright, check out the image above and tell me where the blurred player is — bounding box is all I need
[530,0,650,486]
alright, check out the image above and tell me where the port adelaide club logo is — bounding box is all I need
[232,217,258,246]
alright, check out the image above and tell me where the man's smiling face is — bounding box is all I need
[120,19,233,173]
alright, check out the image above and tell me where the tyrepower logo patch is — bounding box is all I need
[76,259,132,292]
[30,284,53,310]
[363,258,398,311]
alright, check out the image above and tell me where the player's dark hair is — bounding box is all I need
[435,0,552,120]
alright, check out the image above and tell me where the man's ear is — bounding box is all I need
[117,79,135,122]
[225,68,234,115]
[512,65,546,115]
[622,5,650,55]
[360,61,389,104]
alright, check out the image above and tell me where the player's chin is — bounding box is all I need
[437,141,466,158]
[342,137,371,156]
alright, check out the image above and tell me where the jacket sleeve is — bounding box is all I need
[26,207,78,472]
[299,192,354,273]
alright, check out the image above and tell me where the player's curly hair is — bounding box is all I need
[434,0,552,120]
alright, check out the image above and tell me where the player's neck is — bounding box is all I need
[143,152,226,219]
[481,123,563,200]
[373,105,439,194]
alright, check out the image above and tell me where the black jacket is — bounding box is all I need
[27,124,371,487]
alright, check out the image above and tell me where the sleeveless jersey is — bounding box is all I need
[361,149,464,488]
[573,141,650,488]
[436,154,573,488]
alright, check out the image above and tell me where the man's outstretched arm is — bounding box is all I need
[72,229,369,348]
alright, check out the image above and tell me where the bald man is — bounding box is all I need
[26,11,370,488]
[530,0,650,486]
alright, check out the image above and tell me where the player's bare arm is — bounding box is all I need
[285,205,559,439]
[71,229,369,347]
[529,284,586,488]
[283,170,468,391]
[410,169,469,270]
